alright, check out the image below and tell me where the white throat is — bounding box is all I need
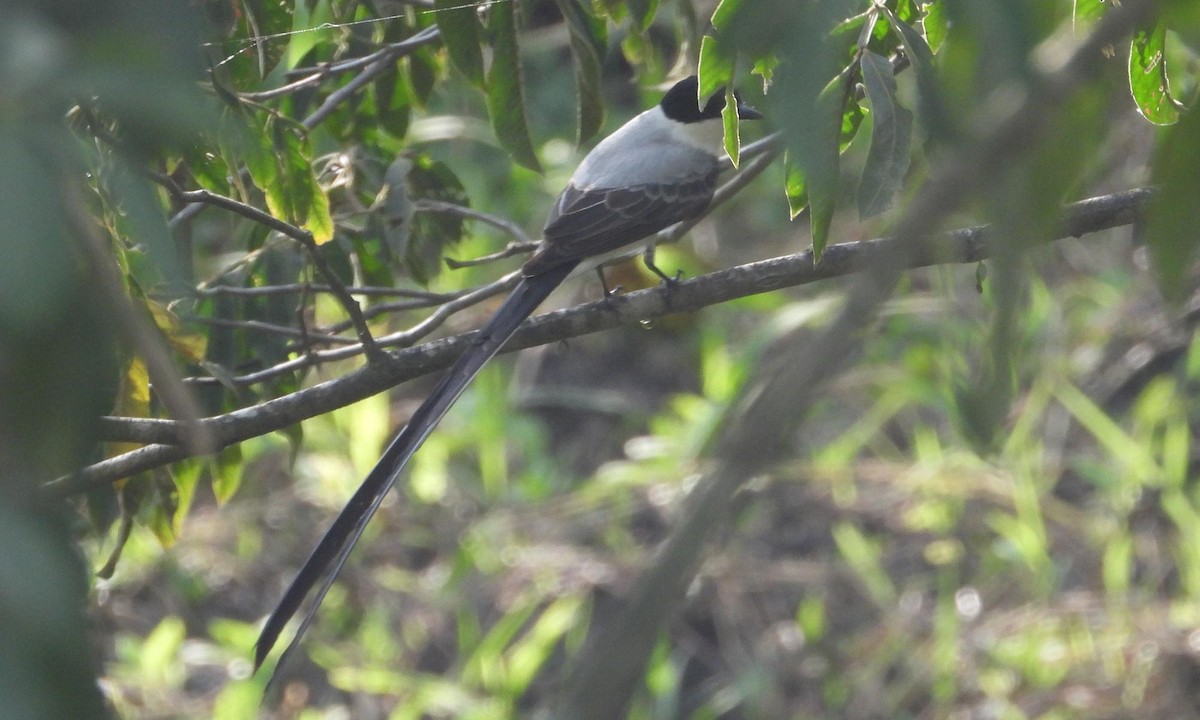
[651,106,726,155]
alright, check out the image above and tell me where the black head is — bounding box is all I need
[658,75,763,123]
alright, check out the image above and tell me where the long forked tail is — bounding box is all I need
[255,261,578,677]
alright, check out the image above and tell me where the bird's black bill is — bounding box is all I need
[736,100,763,121]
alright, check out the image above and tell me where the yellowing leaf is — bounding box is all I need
[146,298,208,362]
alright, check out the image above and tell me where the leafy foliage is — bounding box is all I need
[8,0,1200,718]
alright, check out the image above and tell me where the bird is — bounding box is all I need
[255,74,762,679]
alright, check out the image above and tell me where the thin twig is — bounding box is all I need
[185,315,358,345]
[246,27,441,101]
[193,283,454,300]
[415,198,535,244]
[150,175,384,360]
[445,241,541,269]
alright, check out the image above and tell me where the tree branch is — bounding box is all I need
[153,178,383,360]
[56,186,1152,496]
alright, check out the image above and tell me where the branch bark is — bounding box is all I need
[52,186,1151,497]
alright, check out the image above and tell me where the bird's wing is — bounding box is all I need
[523,172,717,275]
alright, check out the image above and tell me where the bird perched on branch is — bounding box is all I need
[255,74,762,681]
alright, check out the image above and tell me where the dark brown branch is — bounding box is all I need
[57,187,1152,495]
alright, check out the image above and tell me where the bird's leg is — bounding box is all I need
[596,266,622,299]
[642,244,683,290]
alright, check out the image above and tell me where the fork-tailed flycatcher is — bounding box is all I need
[255,74,762,678]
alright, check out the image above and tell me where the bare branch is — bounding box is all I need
[62,187,1152,494]
[415,199,535,245]
[150,177,383,360]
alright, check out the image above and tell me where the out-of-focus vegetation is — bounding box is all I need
[6,0,1200,717]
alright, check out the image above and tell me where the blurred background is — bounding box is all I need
[5,0,1200,718]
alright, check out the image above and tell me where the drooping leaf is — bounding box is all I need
[626,0,660,32]
[1129,20,1183,125]
[808,73,851,262]
[1073,0,1108,27]
[782,151,807,220]
[211,444,243,505]
[722,87,741,168]
[407,157,471,285]
[1145,106,1200,301]
[373,67,412,139]
[381,156,415,266]
[710,0,742,29]
[553,0,607,144]
[883,7,947,141]
[921,1,949,52]
[697,34,734,100]
[486,2,542,172]
[107,357,152,461]
[857,50,913,218]
[304,169,335,245]
[407,47,438,106]
[146,299,208,363]
[284,0,335,70]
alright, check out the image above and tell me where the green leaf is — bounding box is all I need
[884,7,946,140]
[710,0,742,29]
[1073,0,1108,27]
[1145,107,1200,301]
[373,67,412,139]
[304,171,335,245]
[435,0,485,88]
[782,151,807,220]
[285,0,334,70]
[407,48,437,106]
[921,1,949,52]
[486,3,542,172]
[752,53,779,89]
[626,0,660,32]
[808,76,846,263]
[722,86,741,167]
[1129,20,1183,125]
[697,34,734,100]
[242,117,278,197]
[407,157,470,285]
[211,445,242,505]
[857,50,913,218]
[554,0,607,144]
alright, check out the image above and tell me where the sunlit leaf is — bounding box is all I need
[1130,20,1183,125]
[857,50,913,218]
[722,87,741,167]
[304,172,335,245]
[146,299,208,363]
[107,357,151,460]
[284,0,334,70]
[697,34,734,100]
[921,1,948,52]
[710,0,742,28]
[1073,0,1108,27]
[486,2,542,172]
